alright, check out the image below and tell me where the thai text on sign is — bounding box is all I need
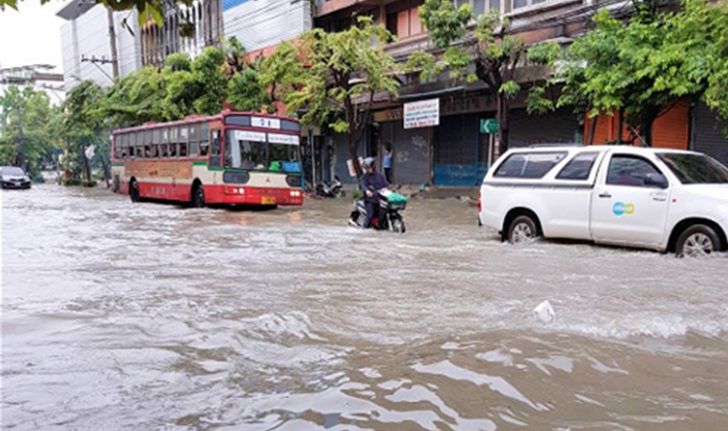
[403,98,440,129]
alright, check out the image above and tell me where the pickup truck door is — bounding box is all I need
[590,153,671,247]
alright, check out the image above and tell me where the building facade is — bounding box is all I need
[57,2,142,90]
[315,0,728,186]
[140,0,224,67]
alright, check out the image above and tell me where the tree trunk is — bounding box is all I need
[588,114,598,145]
[494,93,509,160]
[639,107,660,147]
[348,128,362,181]
[641,117,654,147]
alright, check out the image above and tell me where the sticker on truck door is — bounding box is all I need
[612,202,635,216]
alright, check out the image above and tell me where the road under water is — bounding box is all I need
[2,184,728,430]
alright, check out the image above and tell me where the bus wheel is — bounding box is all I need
[191,183,205,208]
[130,180,140,203]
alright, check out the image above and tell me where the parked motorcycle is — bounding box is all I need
[316,175,343,198]
[348,189,407,233]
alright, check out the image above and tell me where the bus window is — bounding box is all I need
[129,133,136,158]
[150,129,159,159]
[179,126,188,157]
[199,124,210,156]
[121,134,128,159]
[160,143,168,158]
[169,127,178,158]
[210,129,221,167]
[189,125,198,156]
[113,136,120,159]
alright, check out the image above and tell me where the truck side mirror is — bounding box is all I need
[644,173,668,189]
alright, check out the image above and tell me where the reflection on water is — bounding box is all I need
[2,185,728,430]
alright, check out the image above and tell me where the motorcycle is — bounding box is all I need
[316,175,343,198]
[348,189,407,233]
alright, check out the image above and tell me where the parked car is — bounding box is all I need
[0,166,32,190]
[478,146,728,257]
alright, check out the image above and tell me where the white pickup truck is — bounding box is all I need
[478,146,728,257]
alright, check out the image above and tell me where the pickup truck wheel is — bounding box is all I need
[507,215,539,244]
[676,224,720,257]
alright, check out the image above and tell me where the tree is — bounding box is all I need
[557,0,725,145]
[414,0,552,157]
[259,41,304,113]
[0,86,57,177]
[227,67,269,112]
[60,81,106,186]
[687,0,728,125]
[97,46,231,127]
[287,16,400,177]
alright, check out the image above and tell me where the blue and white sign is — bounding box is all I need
[404,98,440,129]
[251,116,281,129]
[233,130,266,142]
[268,133,300,145]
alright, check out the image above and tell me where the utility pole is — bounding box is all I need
[107,7,119,79]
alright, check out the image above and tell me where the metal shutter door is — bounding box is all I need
[509,108,579,148]
[693,103,728,166]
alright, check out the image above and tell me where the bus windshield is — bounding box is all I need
[225,130,300,172]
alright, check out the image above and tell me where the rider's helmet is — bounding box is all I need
[363,157,375,168]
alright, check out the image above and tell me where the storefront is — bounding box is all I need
[692,102,728,166]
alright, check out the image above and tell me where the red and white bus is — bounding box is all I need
[110,111,303,207]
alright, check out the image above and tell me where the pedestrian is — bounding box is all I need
[383,142,393,184]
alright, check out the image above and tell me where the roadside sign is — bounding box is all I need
[480,118,499,134]
[404,98,439,129]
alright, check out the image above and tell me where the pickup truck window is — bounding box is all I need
[606,155,664,187]
[657,153,728,184]
[556,152,599,180]
[494,152,567,179]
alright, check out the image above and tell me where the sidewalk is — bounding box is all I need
[338,184,478,201]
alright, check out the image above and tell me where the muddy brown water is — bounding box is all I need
[2,184,728,430]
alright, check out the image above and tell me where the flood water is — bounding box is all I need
[2,184,728,430]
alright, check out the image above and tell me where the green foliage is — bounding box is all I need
[557,0,727,143]
[498,81,520,99]
[0,85,58,176]
[527,42,561,66]
[59,81,108,184]
[227,68,270,111]
[415,1,528,150]
[687,1,728,123]
[164,53,191,72]
[526,86,555,115]
[100,66,168,127]
[190,46,227,114]
[404,50,442,82]
[287,16,400,174]
[418,0,471,49]
[95,44,265,126]
[259,41,303,108]
[54,38,276,187]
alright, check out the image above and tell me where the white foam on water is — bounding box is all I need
[411,360,548,411]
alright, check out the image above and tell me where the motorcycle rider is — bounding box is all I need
[360,157,389,228]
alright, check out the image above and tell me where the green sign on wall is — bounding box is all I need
[480,118,499,134]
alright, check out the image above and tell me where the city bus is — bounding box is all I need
[110,111,304,207]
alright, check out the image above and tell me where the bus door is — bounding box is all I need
[210,129,222,168]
